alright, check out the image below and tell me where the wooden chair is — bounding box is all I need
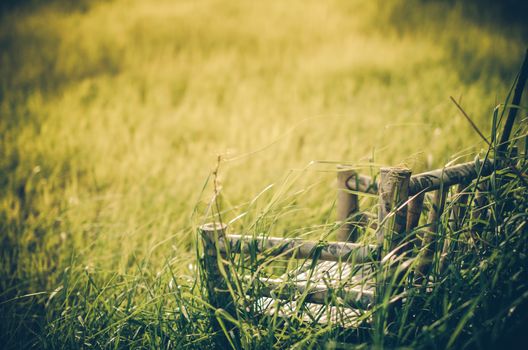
[199,158,495,344]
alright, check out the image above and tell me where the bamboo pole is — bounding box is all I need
[217,234,378,263]
[345,173,378,194]
[336,169,360,242]
[378,167,412,256]
[199,223,237,348]
[470,182,489,238]
[408,159,493,195]
[437,183,470,272]
[417,188,448,278]
[449,182,470,232]
[406,193,425,250]
[376,167,411,328]
[256,277,374,309]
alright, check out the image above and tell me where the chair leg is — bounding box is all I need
[376,167,412,331]
[199,223,239,348]
[336,169,360,242]
[406,192,425,250]
[378,167,412,256]
[470,181,489,240]
[417,188,448,279]
[449,182,470,232]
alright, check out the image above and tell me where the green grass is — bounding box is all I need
[0,0,527,348]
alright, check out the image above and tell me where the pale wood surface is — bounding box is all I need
[218,234,378,263]
[378,167,411,254]
[336,170,360,242]
[409,159,493,195]
[255,260,375,327]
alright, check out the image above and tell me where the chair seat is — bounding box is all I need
[286,260,375,288]
[256,297,369,328]
[254,261,375,327]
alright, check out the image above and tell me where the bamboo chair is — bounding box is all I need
[199,158,496,339]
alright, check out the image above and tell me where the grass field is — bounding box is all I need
[1,0,527,348]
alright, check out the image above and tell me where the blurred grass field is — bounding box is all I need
[0,0,527,348]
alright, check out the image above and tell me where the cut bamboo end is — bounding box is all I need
[380,167,412,179]
[200,222,228,234]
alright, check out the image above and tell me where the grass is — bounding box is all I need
[0,0,527,348]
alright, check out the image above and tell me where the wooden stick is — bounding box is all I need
[217,234,378,263]
[378,167,411,256]
[417,188,448,278]
[437,183,471,272]
[376,167,411,328]
[346,173,378,194]
[256,277,374,309]
[470,182,489,238]
[336,169,360,242]
[449,182,470,232]
[408,159,494,195]
[199,223,237,348]
[406,193,425,249]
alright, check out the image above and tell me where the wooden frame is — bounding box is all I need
[199,158,498,332]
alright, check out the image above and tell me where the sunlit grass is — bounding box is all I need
[0,0,526,348]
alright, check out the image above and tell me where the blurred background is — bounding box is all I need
[0,0,527,344]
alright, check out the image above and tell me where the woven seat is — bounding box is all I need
[254,260,375,327]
